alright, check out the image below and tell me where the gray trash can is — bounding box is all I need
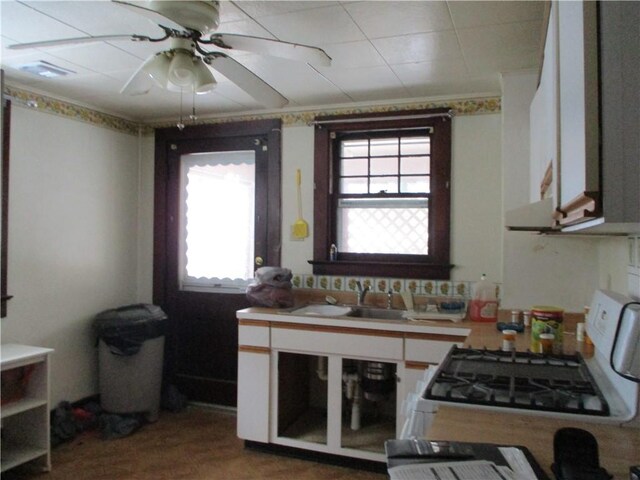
[94,304,167,422]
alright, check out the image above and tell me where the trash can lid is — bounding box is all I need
[94,303,167,330]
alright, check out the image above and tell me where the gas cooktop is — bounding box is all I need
[424,346,609,416]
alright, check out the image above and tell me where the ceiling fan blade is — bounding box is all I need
[120,56,157,96]
[208,34,332,67]
[205,54,288,109]
[8,34,145,50]
[112,0,186,31]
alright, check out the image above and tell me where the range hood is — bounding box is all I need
[505,197,558,232]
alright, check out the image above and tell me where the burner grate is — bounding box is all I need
[425,346,610,416]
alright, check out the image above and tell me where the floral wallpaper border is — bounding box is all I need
[150,96,501,129]
[4,85,140,136]
[4,84,501,135]
[292,274,501,301]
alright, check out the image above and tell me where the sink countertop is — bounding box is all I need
[238,306,589,353]
[237,307,471,337]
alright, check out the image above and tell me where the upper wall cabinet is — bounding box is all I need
[556,1,640,233]
[509,1,640,234]
[529,2,559,205]
[555,0,600,227]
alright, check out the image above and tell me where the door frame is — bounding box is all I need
[153,119,282,307]
[153,119,282,394]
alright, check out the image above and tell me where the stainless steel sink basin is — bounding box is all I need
[347,307,406,320]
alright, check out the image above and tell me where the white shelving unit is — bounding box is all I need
[1,344,54,473]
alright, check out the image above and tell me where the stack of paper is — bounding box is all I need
[389,460,515,480]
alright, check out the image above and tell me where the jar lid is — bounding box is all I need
[531,306,564,318]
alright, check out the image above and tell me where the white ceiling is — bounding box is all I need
[0,1,544,123]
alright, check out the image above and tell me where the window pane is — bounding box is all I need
[401,137,430,155]
[337,206,429,254]
[340,177,368,194]
[341,157,368,176]
[401,176,430,193]
[180,151,255,286]
[400,156,430,175]
[370,176,398,194]
[341,140,368,158]
[370,138,398,156]
[370,157,398,176]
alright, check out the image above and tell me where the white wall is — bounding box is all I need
[450,114,503,282]
[137,133,155,303]
[279,115,504,284]
[1,106,141,405]
[500,72,628,312]
[3,83,633,406]
[280,125,315,274]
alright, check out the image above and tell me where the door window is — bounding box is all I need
[179,150,256,292]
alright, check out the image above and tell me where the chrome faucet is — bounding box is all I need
[355,281,370,306]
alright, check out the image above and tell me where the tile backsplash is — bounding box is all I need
[291,274,501,300]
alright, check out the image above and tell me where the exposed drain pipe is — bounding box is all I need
[343,371,361,431]
[350,380,362,431]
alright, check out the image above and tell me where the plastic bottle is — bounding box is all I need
[469,274,498,322]
[329,244,338,261]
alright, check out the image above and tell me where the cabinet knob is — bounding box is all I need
[255,256,264,266]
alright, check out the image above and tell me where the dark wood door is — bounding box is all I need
[154,120,281,406]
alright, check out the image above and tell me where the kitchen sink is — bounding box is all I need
[287,304,407,321]
[346,307,406,321]
[289,304,353,317]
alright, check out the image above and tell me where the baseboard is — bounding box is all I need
[244,440,387,474]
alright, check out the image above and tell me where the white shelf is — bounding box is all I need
[1,344,53,473]
[1,444,49,473]
[1,397,48,418]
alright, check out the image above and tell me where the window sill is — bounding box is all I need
[308,260,453,279]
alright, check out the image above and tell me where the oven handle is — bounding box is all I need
[609,301,640,383]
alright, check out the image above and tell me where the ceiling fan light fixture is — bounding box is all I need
[168,50,196,87]
[193,58,216,94]
[141,52,171,88]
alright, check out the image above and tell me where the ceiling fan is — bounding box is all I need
[9,0,332,109]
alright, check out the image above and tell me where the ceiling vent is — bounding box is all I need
[18,61,76,78]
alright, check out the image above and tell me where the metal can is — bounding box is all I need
[531,306,564,354]
[502,329,517,352]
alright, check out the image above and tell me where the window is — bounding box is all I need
[312,109,452,279]
[179,150,256,292]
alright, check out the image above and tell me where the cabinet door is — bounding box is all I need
[530,1,559,204]
[237,349,270,442]
[557,0,600,224]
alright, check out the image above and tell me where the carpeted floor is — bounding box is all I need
[4,406,389,480]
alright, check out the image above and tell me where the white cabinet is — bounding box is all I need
[237,321,270,442]
[270,325,403,462]
[529,1,559,204]
[556,0,640,232]
[1,344,54,474]
[556,0,600,226]
[510,1,640,234]
[236,315,469,463]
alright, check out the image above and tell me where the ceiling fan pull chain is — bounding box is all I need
[176,88,185,131]
[190,90,198,124]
